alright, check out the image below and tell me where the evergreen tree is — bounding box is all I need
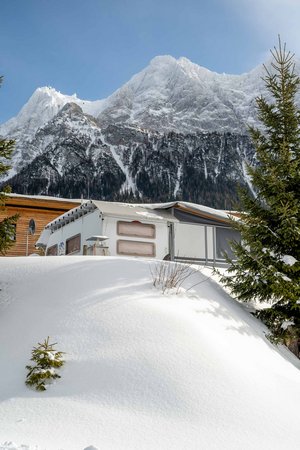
[221,39,300,354]
[25,337,65,391]
[0,76,18,254]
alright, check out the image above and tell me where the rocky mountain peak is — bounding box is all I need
[0,86,79,140]
[2,54,300,207]
[58,101,84,116]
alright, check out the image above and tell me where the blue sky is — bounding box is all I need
[1,0,300,123]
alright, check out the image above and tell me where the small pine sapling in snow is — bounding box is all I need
[25,337,65,391]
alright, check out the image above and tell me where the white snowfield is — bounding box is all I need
[0,257,299,450]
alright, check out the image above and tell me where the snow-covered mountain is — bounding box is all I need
[0,88,105,178]
[0,86,104,140]
[1,55,270,140]
[96,55,266,133]
[4,54,295,140]
[1,55,299,205]
[6,101,253,209]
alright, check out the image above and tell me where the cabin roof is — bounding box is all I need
[5,193,82,202]
[4,193,81,211]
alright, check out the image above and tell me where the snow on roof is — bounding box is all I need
[91,200,176,221]
[141,201,232,222]
[42,199,235,234]
[36,228,51,247]
[44,200,178,232]
[5,192,82,203]
[44,201,96,231]
[5,194,233,225]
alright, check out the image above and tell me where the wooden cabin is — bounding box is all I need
[0,194,80,256]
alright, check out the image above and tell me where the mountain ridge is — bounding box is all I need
[0,55,269,137]
[1,54,298,207]
[5,100,253,209]
[3,54,300,142]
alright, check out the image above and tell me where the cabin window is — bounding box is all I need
[215,227,240,260]
[46,244,58,256]
[10,223,17,241]
[117,240,156,257]
[117,221,155,238]
[66,234,81,255]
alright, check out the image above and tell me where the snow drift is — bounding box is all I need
[0,256,299,450]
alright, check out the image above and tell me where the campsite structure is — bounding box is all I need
[37,200,239,265]
[1,194,80,256]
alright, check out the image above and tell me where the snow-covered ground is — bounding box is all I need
[0,256,299,450]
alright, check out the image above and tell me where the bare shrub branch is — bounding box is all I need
[150,260,211,294]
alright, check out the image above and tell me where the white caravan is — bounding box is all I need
[37,200,239,265]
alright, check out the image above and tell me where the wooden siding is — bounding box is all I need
[0,196,80,257]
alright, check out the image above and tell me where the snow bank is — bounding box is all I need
[0,443,34,450]
[0,257,299,450]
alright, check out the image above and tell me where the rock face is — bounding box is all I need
[5,103,253,209]
[96,56,266,134]
[2,54,296,207]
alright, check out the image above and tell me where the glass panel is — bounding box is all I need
[117,221,155,238]
[117,240,155,257]
[216,227,240,260]
[46,244,58,256]
[66,234,81,254]
[10,223,17,241]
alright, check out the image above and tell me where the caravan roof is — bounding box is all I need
[42,199,178,234]
[141,201,232,223]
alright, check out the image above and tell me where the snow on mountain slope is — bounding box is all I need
[96,55,256,132]
[96,55,300,133]
[2,55,300,142]
[0,87,105,179]
[6,114,251,208]
[1,101,105,180]
[0,55,297,143]
[0,87,105,143]
[1,55,300,202]
[0,256,299,450]
[0,56,261,182]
